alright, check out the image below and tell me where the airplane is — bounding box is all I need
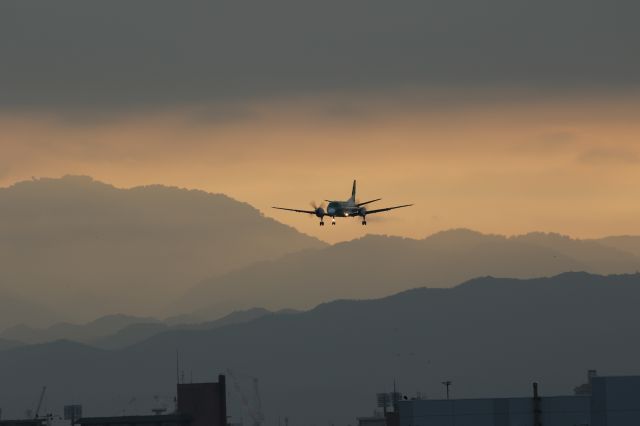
[272,180,412,226]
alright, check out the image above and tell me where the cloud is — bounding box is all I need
[1,0,639,112]
[538,131,577,148]
[515,131,579,156]
[578,148,640,165]
[0,163,10,181]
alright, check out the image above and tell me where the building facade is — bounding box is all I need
[77,375,227,426]
[398,375,640,426]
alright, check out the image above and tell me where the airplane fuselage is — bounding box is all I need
[326,200,363,218]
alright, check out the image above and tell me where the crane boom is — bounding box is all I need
[34,386,47,419]
[252,378,264,424]
[226,369,264,426]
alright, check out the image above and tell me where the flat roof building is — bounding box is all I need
[77,375,226,426]
[77,415,192,426]
[0,420,47,426]
[398,373,640,426]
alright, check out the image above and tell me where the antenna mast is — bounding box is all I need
[176,350,180,385]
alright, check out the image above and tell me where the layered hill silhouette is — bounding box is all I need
[178,229,640,316]
[5,176,640,332]
[0,314,160,346]
[91,307,296,350]
[1,273,639,425]
[596,235,640,257]
[0,176,325,326]
[0,308,294,350]
[0,289,62,330]
[0,338,22,351]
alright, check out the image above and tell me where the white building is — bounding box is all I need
[398,374,640,426]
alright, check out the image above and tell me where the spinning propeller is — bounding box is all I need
[310,201,326,218]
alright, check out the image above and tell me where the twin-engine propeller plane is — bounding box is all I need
[273,180,412,226]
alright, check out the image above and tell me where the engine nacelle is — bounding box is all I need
[315,207,325,218]
[358,207,367,216]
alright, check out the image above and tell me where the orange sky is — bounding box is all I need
[2,90,640,244]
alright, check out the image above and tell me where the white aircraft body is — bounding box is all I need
[273,180,412,226]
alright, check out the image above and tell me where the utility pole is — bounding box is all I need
[441,381,452,400]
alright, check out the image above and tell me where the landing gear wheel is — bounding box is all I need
[332,221,336,225]
[320,221,324,226]
[362,220,367,225]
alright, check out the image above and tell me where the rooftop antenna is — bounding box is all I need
[441,381,452,400]
[176,350,180,385]
[392,379,399,412]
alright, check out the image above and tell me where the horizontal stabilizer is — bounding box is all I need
[357,198,381,207]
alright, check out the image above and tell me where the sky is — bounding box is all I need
[2,0,640,243]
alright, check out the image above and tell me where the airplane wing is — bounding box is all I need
[364,204,413,215]
[272,206,317,214]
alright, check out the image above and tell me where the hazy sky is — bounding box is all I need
[2,0,639,243]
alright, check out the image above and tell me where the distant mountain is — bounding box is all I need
[176,307,300,330]
[0,337,23,352]
[0,176,325,326]
[168,306,300,326]
[596,235,640,258]
[515,232,640,272]
[164,306,272,326]
[0,314,160,345]
[1,308,295,350]
[89,322,169,350]
[177,229,640,316]
[0,289,62,329]
[92,308,297,349]
[176,307,275,329]
[1,273,639,425]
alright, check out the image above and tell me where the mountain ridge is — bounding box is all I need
[0,175,325,326]
[2,272,639,424]
[178,229,640,316]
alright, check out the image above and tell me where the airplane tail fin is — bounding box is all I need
[351,180,356,201]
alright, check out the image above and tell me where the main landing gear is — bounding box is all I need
[362,219,367,225]
[319,220,324,226]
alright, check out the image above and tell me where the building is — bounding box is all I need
[399,393,590,426]
[77,375,226,426]
[357,416,387,426]
[0,420,47,426]
[177,380,227,426]
[77,414,192,426]
[591,374,640,425]
[398,373,640,426]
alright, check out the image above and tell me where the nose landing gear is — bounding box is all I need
[331,218,336,225]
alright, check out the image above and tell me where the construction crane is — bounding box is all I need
[226,369,264,426]
[34,386,47,419]
[252,378,263,426]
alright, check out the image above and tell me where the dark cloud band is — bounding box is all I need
[1,0,639,110]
